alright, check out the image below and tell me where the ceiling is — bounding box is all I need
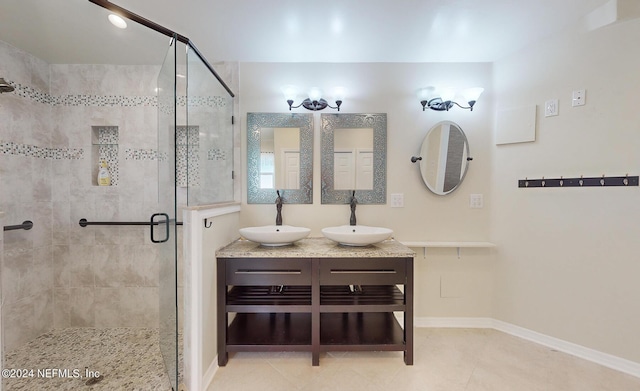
[0,0,610,65]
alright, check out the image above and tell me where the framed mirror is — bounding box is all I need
[247,113,313,203]
[417,120,471,195]
[321,113,387,204]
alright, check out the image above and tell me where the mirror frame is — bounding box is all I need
[320,113,387,204]
[247,112,314,204]
[418,120,471,195]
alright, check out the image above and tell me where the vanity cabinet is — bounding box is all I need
[216,238,414,366]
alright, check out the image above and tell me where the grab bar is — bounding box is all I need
[79,218,183,227]
[3,220,34,231]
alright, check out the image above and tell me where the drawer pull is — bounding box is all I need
[330,269,396,274]
[235,269,302,275]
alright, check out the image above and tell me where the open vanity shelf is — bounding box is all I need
[217,238,414,366]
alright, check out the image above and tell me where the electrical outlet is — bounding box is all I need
[470,194,483,209]
[390,193,404,208]
[544,99,559,117]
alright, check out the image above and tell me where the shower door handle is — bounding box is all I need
[150,213,169,243]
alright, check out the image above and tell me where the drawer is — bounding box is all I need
[319,258,407,285]
[224,258,311,285]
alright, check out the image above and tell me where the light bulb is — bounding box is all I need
[417,87,436,101]
[281,85,298,101]
[308,87,323,102]
[333,86,346,101]
[463,87,484,103]
[440,88,456,103]
[108,14,127,29]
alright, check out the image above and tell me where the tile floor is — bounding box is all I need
[209,328,640,391]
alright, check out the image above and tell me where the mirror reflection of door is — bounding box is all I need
[334,150,354,189]
[259,127,301,189]
[281,150,300,189]
[333,128,374,190]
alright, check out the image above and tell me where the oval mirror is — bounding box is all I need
[418,121,471,195]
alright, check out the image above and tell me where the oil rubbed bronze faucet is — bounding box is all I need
[349,190,357,226]
[275,190,283,226]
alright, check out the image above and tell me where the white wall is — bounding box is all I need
[239,62,495,318]
[491,18,640,363]
[200,212,239,372]
[183,206,239,391]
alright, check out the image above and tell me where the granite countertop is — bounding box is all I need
[217,237,415,258]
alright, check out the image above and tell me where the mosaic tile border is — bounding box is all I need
[124,148,167,161]
[208,148,227,161]
[53,95,157,107]
[0,141,84,160]
[182,95,228,108]
[7,82,51,104]
[8,81,227,108]
[3,78,225,177]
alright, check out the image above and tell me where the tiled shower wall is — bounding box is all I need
[49,62,163,333]
[0,40,167,354]
[0,40,56,353]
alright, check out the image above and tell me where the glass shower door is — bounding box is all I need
[185,46,235,205]
[156,35,179,390]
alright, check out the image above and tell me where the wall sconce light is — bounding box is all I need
[418,86,484,111]
[282,85,345,111]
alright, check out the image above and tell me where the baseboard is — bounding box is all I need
[416,317,640,379]
[415,317,494,328]
[202,356,219,391]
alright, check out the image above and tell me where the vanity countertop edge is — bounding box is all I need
[216,237,415,258]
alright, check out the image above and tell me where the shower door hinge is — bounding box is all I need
[231,115,235,125]
[232,170,235,179]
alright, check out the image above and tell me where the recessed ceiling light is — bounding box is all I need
[108,14,127,29]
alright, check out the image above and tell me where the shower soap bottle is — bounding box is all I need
[97,160,111,186]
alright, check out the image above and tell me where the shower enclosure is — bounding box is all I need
[0,1,235,390]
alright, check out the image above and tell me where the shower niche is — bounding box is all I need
[91,126,119,186]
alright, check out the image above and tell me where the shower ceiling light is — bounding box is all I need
[108,14,128,29]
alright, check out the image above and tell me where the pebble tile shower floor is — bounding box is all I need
[3,328,181,391]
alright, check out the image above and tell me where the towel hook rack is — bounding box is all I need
[518,174,638,188]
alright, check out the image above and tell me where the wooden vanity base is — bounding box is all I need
[216,238,414,366]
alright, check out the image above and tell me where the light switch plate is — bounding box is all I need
[390,193,404,208]
[470,194,483,209]
[545,99,559,117]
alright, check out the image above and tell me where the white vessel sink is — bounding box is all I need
[321,225,393,246]
[239,225,311,246]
